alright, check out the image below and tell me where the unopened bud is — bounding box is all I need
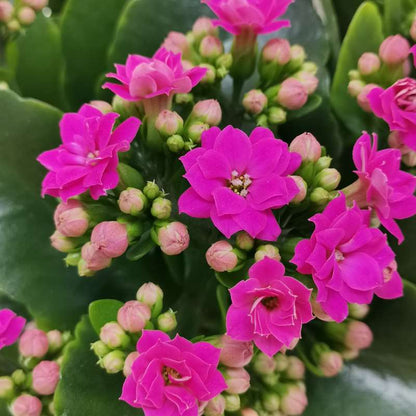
[167,135,185,152]
[358,52,381,76]
[191,99,222,126]
[342,348,360,361]
[175,93,194,105]
[157,221,190,255]
[262,38,291,65]
[200,64,216,84]
[155,110,184,137]
[151,197,172,220]
[224,367,250,394]
[0,376,14,399]
[117,300,151,333]
[204,394,226,416]
[379,35,410,65]
[162,31,190,58]
[192,17,218,41]
[99,322,130,349]
[81,242,112,271]
[290,176,307,204]
[90,340,110,358]
[219,335,253,367]
[216,53,233,70]
[188,121,210,144]
[19,329,49,358]
[0,1,13,23]
[102,350,126,374]
[118,188,147,216]
[301,61,318,75]
[277,78,308,110]
[288,45,306,72]
[262,391,280,412]
[319,351,344,377]
[274,353,289,372]
[348,80,365,98]
[348,303,370,320]
[22,0,47,11]
[345,321,373,350]
[32,360,60,395]
[268,107,287,124]
[123,351,139,377]
[157,309,177,332]
[47,330,63,353]
[91,221,128,258]
[310,187,330,205]
[255,245,280,262]
[200,35,223,60]
[243,90,268,115]
[54,199,89,238]
[280,384,308,415]
[11,370,26,387]
[289,132,321,162]
[50,231,76,253]
[285,356,305,380]
[136,282,164,318]
[316,168,341,191]
[11,394,42,416]
[90,100,113,114]
[357,83,378,112]
[143,181,161,200]
[410,18,416,42]
[18,7,36,25]
[241,409,259,416]
[224,394,240,412]
[7,19,20,32]
[253,352,276,375]
[206,241,238,272]
[315,156,332,171]
[235,231,254,251]
[77,259,95,277]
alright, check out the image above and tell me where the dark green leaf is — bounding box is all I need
[287,95,323,121]
[216,285,230,332]
[332,0,366,37]
[88,299,124,335]
[126,231,157,261]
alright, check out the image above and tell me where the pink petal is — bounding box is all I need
[213,187,247,216]
[178,188,212,218]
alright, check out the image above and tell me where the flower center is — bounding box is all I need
[335,250,344,262]
[261,296,279,311]
[86,150,100,166]
[162,366,181,385]
[228,170,252,197]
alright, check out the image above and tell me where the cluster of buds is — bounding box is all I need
[155,99,222,152]
[243,40,319,127]
[92,283,178,375]
[0,324,70,416]
[162,17,232,86]
[348,35,411,112]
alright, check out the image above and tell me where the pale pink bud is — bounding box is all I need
[11,394,42,416]
[117,300,151,333]
[204,395,226,416]
[118,187,147,215]
[281,385,308,415]
[22,0,47,11]
[136,282,164,317]
[219,335,253,367]
[192,17,218,39]
[277,78,308,110]
[17,7,35,25]
[200,64,216,84]
[348,79,365,98]
[410,19,416,42]
[123,351,139,377]
[290,175,307,204]
[262,38,291,65]
[54,199,89,237]
[224,367,250,394]
[403,150,416,167]
[32,360,60,395]
[345,321,373,350]
[342,348,360,361]
[158,222,190,255]
[200,35,223,59]
[0,1,13,22]
[206,241,238,272]
[274,353,289,371]
[243,89,268,115]
[241,409,259,416]
[311,297,334,322]
[81,242,112,271]
[99,322,129,349]
[155,110,184,136]
[348,303,370,320]
[253,352,276,375]
[91,221,128,258]
[379,35,410,65]
[19,329,48,358]
[317,168,341,191]
[0,376,14,399]
[188,121,210,143]
[89,100,113,114]
[358,52,381,75]
[50,230,75,253]
[157,309,177,332]
[357,83,379,112]
[47,330,63,352]
[290,45,306,67]
[289,132,321,162]
[254,244,280,262]
[319,351,343,377]
[286,356,305,380]
[294,71,319,94]
[192,99,222,126]
[151,197,172,219]
[235,231,254,251]
[102,350,126,374]
[162,31,190,57]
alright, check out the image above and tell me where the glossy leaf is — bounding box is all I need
[88,299,124,335]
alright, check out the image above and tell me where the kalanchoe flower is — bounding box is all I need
[280,384,308,416]
[226,258,313,357]
[120,330,227,415]
[0,309,26,350]
[318,350,344,377]
[291,193,404,322]
[224,367,250,394]
[117,301,151,333]
[343,132,416,242]
[162,32,191,59]
[37,104,141,201]
[206,241,239,272]
[157,221,190,255]
[178,126,301,240]
[379,35,410,66]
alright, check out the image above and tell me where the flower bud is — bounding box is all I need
[219,335,253,367]
[241,409,259,416]
[123,351,139,377]
[285,356,305,380]
[290,176,307,204]
[311,296,333,321]
[342,348,360,361]
[216,53,233,70]
[151,197,172,220]
[32,360,60,395]
[77,259,95,277]
[167,134,185,152]
[89,100,113,114]
[357,83,378,112]
[118,188,147,216]
[102,350,126,374]
[204,394,226,416]
[319,351,343,377]
[50,231,76,253]
[316,168,341,191]
[54,199,89,238]
[117,300,151,333]
[310,187,330,206]
[192,17,218,41]
[90,340,110,358]
[81,242,112,271]
[243,90,268,115]
[48,402,55,416]
[175,93,194,105]
[118,216,144,242]
[277,78,308,110]
[235,231,254,251]
[162,31,190,58]
[200,35,223,60]
[11,370,26,387]
[262,391,280,412]
[379,35,410,65]
[47,330,63,353]
[117,163,145,190]
[157,222,190,255]
[274,353,289,372]
[7,19,20,32]
[288,45,306,72]
[348,79,365,98]
[293,71,319,94]
[224,394,240,412]
[19,329,48,358]
[254,245,280,262]
[188,121,210,143]
[157,309,177,332]
[136,282,164,318]
[253,352,276,375]
[315,156,332,171]
[289,132,321,162]
[155,110,184,137]
[0,1,13,22]
[302,61,318,74]
[191,99,222,126]
[410,18,416,41]
[11,394,42,416]
[200,63,216,84]
[143,181,161,200]
[206,241,238,272]
[262,38,291,65]
[91,221,128,258]
[268,107,287,125]
[0,376,14,399]
[345,321,373,350]
[358,52,381,76]
[348,303,370,320]
[280,385,308,415]
[99,322,130,349]
[22,0,47,11]
[18,7,36,25]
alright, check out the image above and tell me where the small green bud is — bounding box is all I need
[224,394,241,412]
[268,107,287,124]
[310,187,330,205]
[143,181,161,200]
[200,64,216,84]
[187,121,210,144]
[157,309,177,332]
[151,198,172,220]
[136,283,164,318]
[117,216,144,242]
[235,231,254,251]
[11,370,26,387]
[216,53,233,70]
[262,391,280,412]
[167,135,185,152]
[175,93,194,105]
[0,376,15,400]
[64,252,81,267]
[102,350,126,374]
[316,168,341,191]
[90,341,111,358]
[315,156,332,172]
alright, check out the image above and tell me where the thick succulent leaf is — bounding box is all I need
[89,299,124,335]
[383,0,416,36]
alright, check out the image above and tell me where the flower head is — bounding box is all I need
[178,126,301,240]
[37,104,140,201]
[201,0,294,35]
[120,330,227,415]
[291,193,404,322]
[0,309,26,350]
[226,258,313,357]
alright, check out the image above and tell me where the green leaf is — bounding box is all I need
[54,316,140,415]
[287,95,323,121]
[88,299,124,335]
[60,0,129,108]
[305,280,416,415]
[384,0,416,36]
[216,285,230,331]
[330,2,384,141]
[6,15,66,109]
[126,231,157,261]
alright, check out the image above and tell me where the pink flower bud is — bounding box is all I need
[136,283,164,317]
[151,197,172,219]
[22,0,47,11]
[253,352,276,375]
[117,300,151,333]
[342,348,360,361]
[290,175,307,204]
[188,121,210,143]
[289,45,306,68]
[32,360,60,395]
[157,309,177,332]
[206,241,238,272]
[200,35,223,59]
[294,71,319,94]
[277,78,308,110]
[192,99,222,126]
[348,79,365,98]
[379,35,410,65]
[262,38,291,65]
[311,297,334,322]
[89,100,113,114]
[0,376,14,399]
[123,351,139,377]
[91,221,128,258]
[403,150,416,167]
[204,395,226,416]
[275,353,289,371]
[192,17,218,40]
[224,367,250,394]
[241,409,259,416]
[158,222,190,255]
[358,52,381,75]
[19,329,48,358]
[281,385,308,415]
[357,83,379,112]
[243,89,268,115]
[155,110,184,137]
[162,31,190,57]
[254,244,281,262]
[102,350,126,374]
[219,335,253,367]
[348,303,370,320]
[235,231,254,251]
[17,7,36,25]
[410,19,416,41]
[345,321,373,350]
[99,322,129,349]
[200,63,216,84]
[0,1,13,22]
[54,199,89,237]
[118,187,147,215]
[47,330,63,352]
[289,132,321,162]
[81,242,111,271]
[50,230,75,253]
[285,356,305,380]
[319,351,343,377]
[11,394,42,416]
[316,168,341,191]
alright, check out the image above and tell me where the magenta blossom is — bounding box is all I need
[291,193,403,322]
[368,78,416,151]
[178,126,301,240]
[120,330,227,416]
[37,105,141,202]
[0,309,26,350]
[201,0,294,35]
[226,258,313,357]
[343,132,416,243]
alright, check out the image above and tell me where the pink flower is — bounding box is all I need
[37,104,141,201]
[53,199,89,237]
[291,193,404,323]
[368,78,416,151]
[219,335,253,367]
[0,309,26,350]
[158,222,190,255]
[178,126,301,240]
[201,0,294,35]
[91,221,129,258]
[345,132,416,242]
[226,258,313,357]
[120,330,227,415]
